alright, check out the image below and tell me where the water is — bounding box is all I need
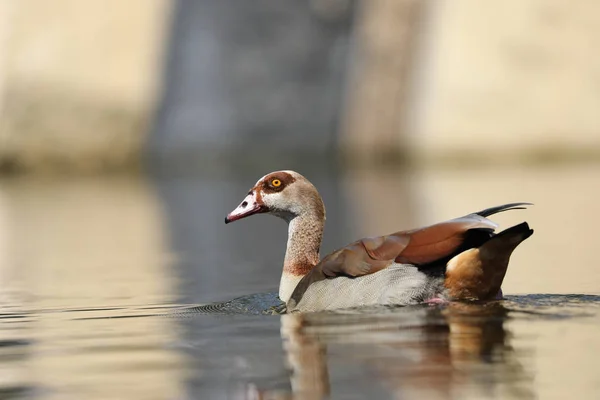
[0,163,599,399]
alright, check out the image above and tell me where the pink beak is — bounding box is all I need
[225,191,267,224]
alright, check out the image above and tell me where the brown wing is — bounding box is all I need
[288,203,531,309]
[318,214,498,279]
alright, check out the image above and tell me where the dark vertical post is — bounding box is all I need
[149,0,356,173]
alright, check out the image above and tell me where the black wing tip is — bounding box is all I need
[476,202,534,217]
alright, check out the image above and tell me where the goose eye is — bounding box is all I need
[271,179,282,187]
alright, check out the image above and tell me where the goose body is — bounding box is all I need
[225,170,533,313]
[286,263,441,313]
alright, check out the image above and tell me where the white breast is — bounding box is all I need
[289,263,444,312]
[279,272,304,303]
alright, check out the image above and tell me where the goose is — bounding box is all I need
[225,170,533,313]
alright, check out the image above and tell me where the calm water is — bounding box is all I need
[0,163,599,399]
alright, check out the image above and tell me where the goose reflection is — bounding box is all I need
[249,303,533,399]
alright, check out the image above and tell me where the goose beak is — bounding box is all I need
[225,192,267,224]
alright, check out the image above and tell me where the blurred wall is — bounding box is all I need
[149,0,355,174]
[0,0,171,174]
[405,0,600,162]
[340,0,420,164]
[0,0,599,174]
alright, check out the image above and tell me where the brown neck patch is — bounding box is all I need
[284,260,316,276]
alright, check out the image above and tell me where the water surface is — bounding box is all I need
[0,163,599,399]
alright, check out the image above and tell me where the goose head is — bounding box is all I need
[225,170,325,224]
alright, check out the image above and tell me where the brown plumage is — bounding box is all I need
[444,222,533,300]
[225,170,534,312]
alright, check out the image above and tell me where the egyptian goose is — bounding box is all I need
[225,170,533,313]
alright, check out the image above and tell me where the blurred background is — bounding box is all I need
[0,1,599,399]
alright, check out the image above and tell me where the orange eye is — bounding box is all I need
[271,179,282,187]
